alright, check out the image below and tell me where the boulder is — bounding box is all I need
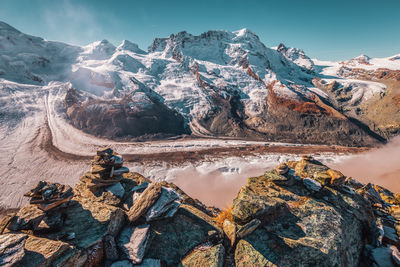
[127,183,162,223]
[117,224,150,264]
[295,160,329,179]
[145,204,221,265]
[223,219,237,247]
[303,177,322,192]
[274,162,289,175]
[327,169,346,186]
[383,225,400,246]
[106,182,125,199]
[104,234,119,261]
[113,167,130,176]
[110,260,133,267]
[235,239,274,267]
[357,183,384,204]
[264,171,292,186]
[74,174,122,206]
[180,244,225,267]
[302,155,313,161]
[7,204,45,231]
[231,163,374,266]
[136,258,162,267]
[370,246,395,267]
[97,147,114,157]
[392,246,400,266]
[313,172,331,185]
[231,176,287,224]
[236,219,261,239]
[0,233,27,266]
[146,187,182,222]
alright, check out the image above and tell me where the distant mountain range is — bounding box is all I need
[1,21,399,146]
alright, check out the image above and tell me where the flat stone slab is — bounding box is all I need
[0,233,27,266]
[106,182,125,199]
[303,177,322,192]
[128,183,162,222]
[118,224,150,264]
[146,187,182,222]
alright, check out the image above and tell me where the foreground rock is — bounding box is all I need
[1,150,399,266]
[0,148,223,266]
[231,156,399,266]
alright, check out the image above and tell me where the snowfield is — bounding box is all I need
[1,21,400,208]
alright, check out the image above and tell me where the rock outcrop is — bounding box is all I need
[1,151,399,266]
[0,148,222,266]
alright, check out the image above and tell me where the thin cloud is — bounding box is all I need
[43,0,104,45]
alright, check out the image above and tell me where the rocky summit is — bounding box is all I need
[1,150,400,266]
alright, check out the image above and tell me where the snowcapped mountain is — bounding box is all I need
[1,21,400,145]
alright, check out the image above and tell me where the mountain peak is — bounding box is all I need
[117,40,145,54]
[233,28,257,38]
[0,21,20,33]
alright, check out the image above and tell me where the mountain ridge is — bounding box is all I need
[1,21,400,145]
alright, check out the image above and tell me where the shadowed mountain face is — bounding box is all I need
[65,88,189,140]
[1,21,399,144]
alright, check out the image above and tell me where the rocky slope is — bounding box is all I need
[1,21,399,145]
[1,149,399,266]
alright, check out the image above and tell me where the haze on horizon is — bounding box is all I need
[0,0,399,61]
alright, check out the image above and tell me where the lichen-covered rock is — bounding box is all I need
[127,183,162,223]
[117,224,150,264]
[74,174,122,206]
[327,169,346,185]
[7,204,45,231]
[232,160,375,266]
[223,219,237,247]
[236,218,261,239]
[106,183,125,199]
[231,176,287,224]
[180,244,224,267]
[136,258,161,267]
[145,204,221,265]
[264,171,292,185]
[146,187,182,222]
[294,159,329,178]
[0,233,27,266]
[303,177,322,192]
[313,172,331,185]
[274,162,289,175]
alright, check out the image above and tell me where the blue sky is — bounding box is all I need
[0,0,399,60]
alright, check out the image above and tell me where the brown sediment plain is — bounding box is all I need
[40,119,369,164]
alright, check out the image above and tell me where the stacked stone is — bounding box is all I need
[302,154,313,162]
[274,162,289,175]
[23,181,73,212]
[88,148,129,191]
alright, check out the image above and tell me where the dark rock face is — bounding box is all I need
[196,85,384,147]
[65,88,189,140]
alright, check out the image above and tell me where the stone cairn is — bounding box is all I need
[23,181,73,212]
[88,148,129,192]
[274,162,289,175]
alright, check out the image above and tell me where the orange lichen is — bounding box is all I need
[287,196,311,210]
[214,205,233,227]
